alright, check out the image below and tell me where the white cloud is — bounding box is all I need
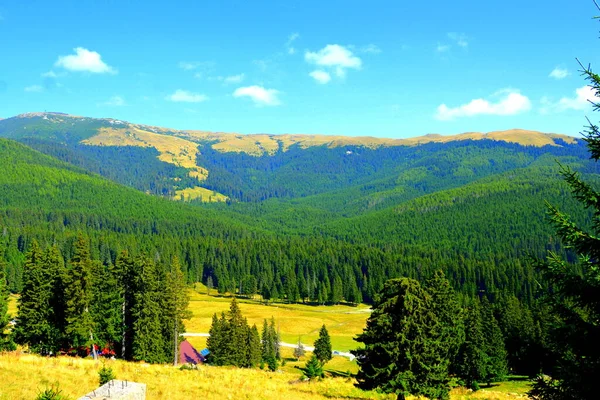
[42,71,58,78]
[361,44,382,54]
[541,86,600,113]
[24,85,43,93]
[305,44,362,80]
[286,32,300,54]
[55,47,116,74]
[223,73,245,84]
[549,67,569,79]
[436,43,450,53]
[166,89,209,103]
[309,70,331,84]
[233,85,281,106]
[101,95,126,106]
[448,32,469,48]
[435,90,532,120]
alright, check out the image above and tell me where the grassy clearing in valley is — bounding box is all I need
[186,285,371,352]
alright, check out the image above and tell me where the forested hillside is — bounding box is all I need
[0,114,595,308]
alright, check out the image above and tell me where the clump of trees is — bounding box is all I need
[206,298,280,370]
[11,235,189,364]
[353,272,508,399]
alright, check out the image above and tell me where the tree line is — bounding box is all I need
[11,235,189,363]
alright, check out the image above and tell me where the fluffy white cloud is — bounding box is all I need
[233,85,281,106]
[55,47,116,74]
[435,90,532,120]
[549,67,569,79]
[305,44,362,79]
[102,96,126,106]
[309,70,331,84]
[541,86,600,113]
[166,90,208,103]
[223,74,245,84]
[24,85,43,92]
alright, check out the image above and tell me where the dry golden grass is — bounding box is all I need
[83,127,208,181]
[174,187,228,203]
[0,352,397,400]
[0,352,529,400]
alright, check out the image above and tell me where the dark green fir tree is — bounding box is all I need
[313,324,332,365]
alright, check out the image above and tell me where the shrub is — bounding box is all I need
[98,364,116,386]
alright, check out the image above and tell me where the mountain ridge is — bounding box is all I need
[5,112,577,155]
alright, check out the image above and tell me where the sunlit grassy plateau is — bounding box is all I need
[2,291,531,399]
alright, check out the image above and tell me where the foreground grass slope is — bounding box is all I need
[0,352,530,400]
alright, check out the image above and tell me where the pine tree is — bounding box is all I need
[63,235,95,352]
[245,323,261,368]
[529,22,600,399]
[313,324,332,365]
[304,354,324,380]
[330,275,343,304]
[261,318,278,371]
[352,278,450,400]
[164,256,190,366]
[481,297,508,385]
[13,241,54,354]
[456,299,487,390]
[294,337,306,360]
[115,251,136,360]
[131,255,167,363]
[90,260,123,356]
[426,270,464,374]
[45,245,66,350]
[207,312,226,365]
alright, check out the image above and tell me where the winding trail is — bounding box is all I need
[181,332,356,361]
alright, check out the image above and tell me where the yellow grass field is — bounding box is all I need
[174,186,229,202]
[0,352,530,400]
[186,285,371,352]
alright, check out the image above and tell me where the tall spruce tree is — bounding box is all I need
[45,245,66,350]
[261,318,278,371]
[164,256,190,366]
[115,251,137,360]
[13,241,54,354]
[425,270,464,374]
[63,235,95,352]
[313,325,332,365]
[480,297,508,385]
[245,323,262,368]
[529,36,600,399]
[131,255,167,363]
[353,278,450,400]
[456,298,487,390]
[207,312,226,365]
[90,260,123,353]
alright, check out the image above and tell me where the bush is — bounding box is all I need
[36,385,67,400]
[98,364,116,386]
[304,354,324,380]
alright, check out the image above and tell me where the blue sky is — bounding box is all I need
[1,0,599,138]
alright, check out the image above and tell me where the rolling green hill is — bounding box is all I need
[0,112,595,307]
